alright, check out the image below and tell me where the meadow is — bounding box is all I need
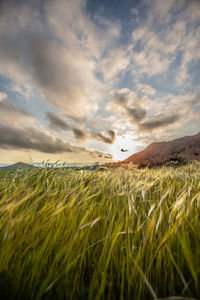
[0,163,199,300]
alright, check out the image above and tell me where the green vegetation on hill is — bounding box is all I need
[0,164,200,300]
[0,162,36,173]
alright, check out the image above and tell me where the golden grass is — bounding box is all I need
[0,163,199,299]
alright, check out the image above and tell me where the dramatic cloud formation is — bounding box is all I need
[0,102,113,160]
[0,0,120,118]
[46,112,116,144]
[113,90,182,133]
[0,0,200,163]
[0,123,73,154]
[0,123,112,161]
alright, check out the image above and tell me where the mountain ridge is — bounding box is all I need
[124,132,200,166]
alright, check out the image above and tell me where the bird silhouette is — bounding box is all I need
[121,148,128,152]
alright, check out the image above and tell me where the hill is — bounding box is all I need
[124,132,200,166]
[0,162,36,172]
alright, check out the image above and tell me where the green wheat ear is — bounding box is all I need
[0,162,199,300]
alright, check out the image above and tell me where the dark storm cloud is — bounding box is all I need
[92,130,116,144]
[72,128,87,141]
[0,123,112,159]
[46,112,87,141]
[139,114,180,132]
[46,112,116,144]
[46,112,86,140]
[0,123,73,154]
[46,112,70,131]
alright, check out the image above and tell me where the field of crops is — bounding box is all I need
[0,163,199,300]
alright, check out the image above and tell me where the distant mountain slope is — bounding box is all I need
[0,162,36,172]
[124,132,200,166]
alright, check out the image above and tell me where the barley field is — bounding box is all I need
[0,163,200,300]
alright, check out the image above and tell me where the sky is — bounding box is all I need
[0,0,200,164]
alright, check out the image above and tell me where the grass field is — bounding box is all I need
[0,163,200,300]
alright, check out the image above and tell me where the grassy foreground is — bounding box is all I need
[0,164,200,300]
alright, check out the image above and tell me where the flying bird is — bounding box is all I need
[121,148,128,152]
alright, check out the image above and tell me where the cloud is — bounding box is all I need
[0,122,113,160]
[130,7,139,16]
[112,89,182,133]
[90,151,113,160]
[0,92,7,101]
[72,128,88,141]
[126,105,147,123]
[0,99,34,125]
[184,0,200,22]
[100,48,131,81]
[0,0,199,161]
[0,0,121,118]
[139,114,180,132]
[130,0,200,86]
[114,91,129,106]
[92,130,116,144]
[150,0,174,21]
[0,123,73,153]
[104,154,113,159]
[46,111,116,144]
[136,84,156,96]
[46,112,70,131]
[114,90,147,123]
[131,27,173,78]
[46,111,87,141]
